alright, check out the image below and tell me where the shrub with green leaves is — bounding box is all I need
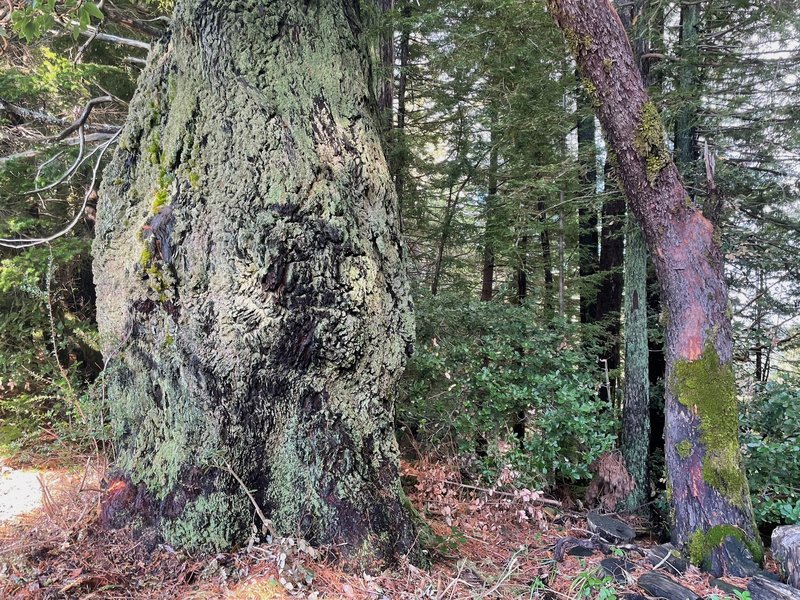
[0,241,105,452]
[742,374,800,527]
[398,291,615,489]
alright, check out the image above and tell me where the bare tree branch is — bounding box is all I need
[55,95,115,141]
[77,27,151,51]
[27,127,86,194]
[123,56,147,67]
[0,130,121,249]
[0,98,119,135]
[0,132,117,165]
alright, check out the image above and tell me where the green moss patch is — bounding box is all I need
[633,102,670,186]
[688,525,764,568]
[564,29,593,56]
[674,343,748,507]
[677,440,693,459]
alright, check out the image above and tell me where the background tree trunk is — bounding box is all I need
[548,0,759,571]
[538,199,555,316]
[596,175,624,402]
[481,127,499,302]
[392,5,411,208]
[622,214,650,512]
[675,0,700,179]
[615,0,652,515]
[376,0,395,129]
[93,0,417,563]
[577,100,598,326]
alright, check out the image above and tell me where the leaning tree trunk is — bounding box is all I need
[93,0,418,564]
[548,0,759,572]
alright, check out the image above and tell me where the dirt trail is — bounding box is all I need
[0,466,44,522]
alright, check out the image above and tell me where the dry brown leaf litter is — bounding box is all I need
[0,455,780,599]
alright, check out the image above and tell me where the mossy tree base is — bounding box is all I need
[689,526,763,577]
[94,0,418,565]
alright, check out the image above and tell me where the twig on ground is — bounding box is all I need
[220,458,277,539]
[442,479,562,507]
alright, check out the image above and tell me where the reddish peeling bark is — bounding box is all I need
[548,0,757,570]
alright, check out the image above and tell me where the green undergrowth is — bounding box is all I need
[398,291,615,491]
[743,374,800,527]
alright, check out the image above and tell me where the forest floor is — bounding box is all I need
[0,447,778,599]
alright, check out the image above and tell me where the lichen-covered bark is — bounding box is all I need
[621,215,649,512]
[93,0,417,563]
[548,0,758,572]
[614,0,651,516]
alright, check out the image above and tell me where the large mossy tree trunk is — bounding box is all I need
[549,0,759,573]
[93,0,418,563]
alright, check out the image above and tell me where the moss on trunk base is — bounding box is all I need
[674,343,747,507]
[688,525,764,569]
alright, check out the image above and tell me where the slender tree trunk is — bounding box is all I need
[431,186,457,296]
[517,230,529,303]
[578,103,599,325]
[644,0,668,476]
[393,7,411,207]
[94,0,418,564]
[549,0,759,571]
[481,128,499,302]
[615,0,651,515]
[376,0,395,130]
[754,270,765,383]
[538,199,555,316]
[648,264,666,455]
[513,214,529,445]
[596,177,624,402]
[675,0,700,177]
[622,215,650,512]
[558,206,565,317]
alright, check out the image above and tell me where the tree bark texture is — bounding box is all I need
[615,0,651,515]
[622,215,650,512]
[577,102,598,325]
[93,0,417,562]
[548,0,758,568]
